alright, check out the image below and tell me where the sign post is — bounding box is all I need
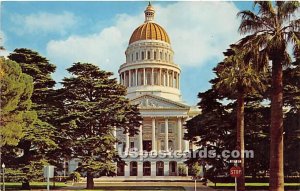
[43,165,55,191]
[230,164,242,191]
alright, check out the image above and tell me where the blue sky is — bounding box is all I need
[1,1,255,105]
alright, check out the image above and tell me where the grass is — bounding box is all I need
[5,182,70,190]
[208,182,300,190]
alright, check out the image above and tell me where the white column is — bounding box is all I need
[139,125,143,154]
[151,68,154,85]
[124,162,130,177]
[177,73,179,88]
[151,162,156,177]
[165,118,169,152]
[177,118,182,152]
[135,69,138,86]
[166,70,169,87]
[113,126,117,149]
[164,161,169,176]
[152,118,156,152]
[125,132,129,153]
[128,70,131,87]
[143,68,146,85]
[172,70,174,87]
[159,68,162,86]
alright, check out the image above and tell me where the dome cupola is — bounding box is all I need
[129,2,170,45]
[119,2,182,102]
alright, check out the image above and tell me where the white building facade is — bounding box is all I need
[116,3,199,179]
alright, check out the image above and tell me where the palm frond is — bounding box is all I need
[279,1,300,21]
[254,1,276,17]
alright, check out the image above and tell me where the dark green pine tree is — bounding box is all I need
[58,62,141,189]
[7,49,57,189]
[0,57,36,146]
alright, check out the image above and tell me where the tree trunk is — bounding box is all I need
[21,180,31,190]
[269,59,284,191]
[237,91,245,191]
[86,172,94,189]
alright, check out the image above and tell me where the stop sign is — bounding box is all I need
[230,166,242,178]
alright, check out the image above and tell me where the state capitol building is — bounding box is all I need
[69,3,200,179]
[116,3,199,179]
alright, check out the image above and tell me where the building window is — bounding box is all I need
[154,51,157,60]
[160,52,162,60]
[165,53,167,61]
[147,51,151,59]
[130,141,134,149]
[138,70,144,85]
[130,161,137,176]
[168,140,174,151]
[132,54,134,61]
[160,122,165,133]
[146,70,151,85]
[154,70,159,85]
[143,161,151,176]
[168,122,174,133]
[156,161,164,176]
[142,51,145,60]
[160,140,165,151]
[136,52,139,60]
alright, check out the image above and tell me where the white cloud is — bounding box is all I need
[46,2,241,79]
[11,12,78,35]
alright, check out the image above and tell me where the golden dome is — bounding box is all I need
[129,22,170,45]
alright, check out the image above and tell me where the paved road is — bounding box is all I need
[61,182,217,190]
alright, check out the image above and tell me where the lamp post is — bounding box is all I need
[1,163,5,191]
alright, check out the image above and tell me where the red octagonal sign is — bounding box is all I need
[230,166,242,178]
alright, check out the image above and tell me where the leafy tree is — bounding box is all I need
[57,63,141,189]
[214,45,266,190]
[7,49,57,189]
[237,2,300,189]
[0,57,36,146]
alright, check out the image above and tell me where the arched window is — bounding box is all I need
[168,140,174,151]
[156,161,164,176]
[143,161,151,176]
[130,161,137,176]
[117,162,125,176]
[169,161,177,176]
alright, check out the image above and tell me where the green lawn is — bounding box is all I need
[5,182,70,190]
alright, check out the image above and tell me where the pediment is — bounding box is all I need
[130,94,189,109]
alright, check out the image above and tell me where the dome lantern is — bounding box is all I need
[144,2,155,22]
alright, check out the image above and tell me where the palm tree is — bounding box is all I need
[215,44,266,191]
[237,1,300,190]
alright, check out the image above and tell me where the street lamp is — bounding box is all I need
[1,163,4,191]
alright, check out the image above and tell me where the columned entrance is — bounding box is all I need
[143,161,151,176]
[156,161,164,176]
